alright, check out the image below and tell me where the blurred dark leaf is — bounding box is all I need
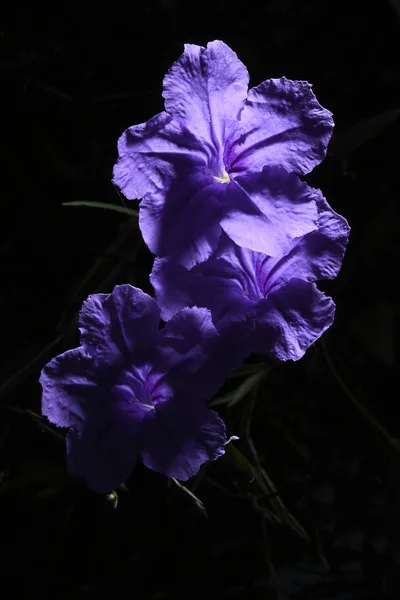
[329,108,400,158]
[222,443,255,481]
[62,201,138,216]
[210,366,270,408]
[0,459,76,495]
[57,216,142,343]
[228,362,269,379]
[389,0,400,19]
[351,300,395,365]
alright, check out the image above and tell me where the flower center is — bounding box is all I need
[116,368,155,411]
[214,169,230,184]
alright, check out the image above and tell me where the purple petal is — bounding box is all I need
[150,258,199,322]
[163,40,249,174]
[221,167,318,256]
[139,170,225,268]
[151,236,260,324]
[153,306,247,402]
[152,201,347,364]
[141,402,226,481]
[40,347,100,429]
[153,306,220,377]
[151,251,255,385]
[226,77,333,176]
[310,194,350,280]
[113,111,206,201]
[40,345,151,493]
[260,193,350,294]
[253,279,335,361]
[66,392,144,493]
[78,284,160,370]
[154,290,251,397]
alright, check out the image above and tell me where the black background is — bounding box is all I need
[1,1,400,598]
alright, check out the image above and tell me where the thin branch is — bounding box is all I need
[62,201,138,217]
[261,514,282,599]
[0,404,65,443]
[320,338,400,456]
[246,395,310,543]
[31,80,74,101]
[0,334,64,400]
[171,478,207,515]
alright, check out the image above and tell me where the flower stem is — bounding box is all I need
[320,338,400,455]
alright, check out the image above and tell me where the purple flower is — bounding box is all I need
[113,40,333,268]
[151,181,350,361]
[40,284,240,494]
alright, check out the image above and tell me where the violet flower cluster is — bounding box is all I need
[40,41,349,493]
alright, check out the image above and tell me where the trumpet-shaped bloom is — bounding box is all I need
[40,285,242,493]
[151,188,350,361]
[113,40,333,268]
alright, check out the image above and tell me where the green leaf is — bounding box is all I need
[228,362,269,378]
[62,201,138,217]
[223,442,255,481]
[210,366,270,408]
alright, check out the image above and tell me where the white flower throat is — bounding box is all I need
[214,170,230,183]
